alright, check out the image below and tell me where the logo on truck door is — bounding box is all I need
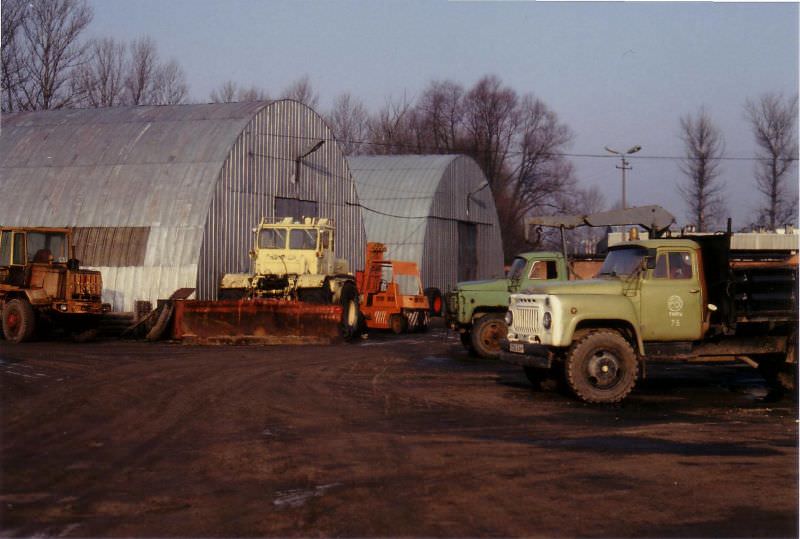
[668,295,684,326]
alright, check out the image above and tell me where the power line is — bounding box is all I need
[249,130,797,163]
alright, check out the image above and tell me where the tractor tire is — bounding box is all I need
[338,282,360,341]
[390,313,408,335]
[424,287,444,317]
[470,314,507,359]
[2,299,36,344]
[564,330,639,404]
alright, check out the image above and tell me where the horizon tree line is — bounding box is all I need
[2,0,796,256]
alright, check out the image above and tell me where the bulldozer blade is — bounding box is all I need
[172,299,343,345]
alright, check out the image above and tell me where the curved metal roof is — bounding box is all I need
[0,102,267,229]
[349,154,504,290]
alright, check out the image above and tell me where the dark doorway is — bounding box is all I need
[458,221,477,281]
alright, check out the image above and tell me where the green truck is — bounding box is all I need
[445,252,602,358]
[501,220,798,404]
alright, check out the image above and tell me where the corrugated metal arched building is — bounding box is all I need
[0,100,365,311]
[349,155,504,293]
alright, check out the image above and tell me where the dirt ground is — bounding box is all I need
[1,323,797,538]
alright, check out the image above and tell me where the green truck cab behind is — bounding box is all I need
[501,234,798,403]
[445,252,570,359]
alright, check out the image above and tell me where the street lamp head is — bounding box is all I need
[604,146,620,155]
[626,145,642,154]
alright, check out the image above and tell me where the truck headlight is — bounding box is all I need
[504,310,513,326]
[542,311,552,330]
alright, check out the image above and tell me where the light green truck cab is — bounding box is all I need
[445,251,569,359]
[502,235,798,403]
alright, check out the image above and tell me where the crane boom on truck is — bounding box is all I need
[501,207,798,403]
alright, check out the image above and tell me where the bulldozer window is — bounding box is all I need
[258,228,287,249]
[289,229,318,250]
[12,233,25,265]
[26,232,67,263]
[0,231,11,266]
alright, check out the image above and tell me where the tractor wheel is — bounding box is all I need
[389,313,408,335]
[338,282,360,341]
[424,287,444,317]
[2,299,36,344]
[470,314,507,359]
[564,330,639,404]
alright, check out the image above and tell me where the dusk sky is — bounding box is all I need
[87,0,799,228]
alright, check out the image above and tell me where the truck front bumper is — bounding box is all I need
[498,338,553,369]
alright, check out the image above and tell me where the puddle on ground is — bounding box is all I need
[273,483,341,508]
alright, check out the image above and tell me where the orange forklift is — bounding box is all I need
[356,243,430,334]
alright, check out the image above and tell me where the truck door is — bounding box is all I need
[640,249,704,341]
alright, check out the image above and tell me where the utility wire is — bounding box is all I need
[249,130,797,163]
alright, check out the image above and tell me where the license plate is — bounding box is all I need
[509,342,524,354]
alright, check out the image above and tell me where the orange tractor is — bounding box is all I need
[356,243,431,334]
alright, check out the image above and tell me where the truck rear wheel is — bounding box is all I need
[338,282,360,341]
[470,314,507,359]
[390,313,408,335]
[2,299,36,344]
[564,330,638,403]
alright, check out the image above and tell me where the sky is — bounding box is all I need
[87,0,799,229]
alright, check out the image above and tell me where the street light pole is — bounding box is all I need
[604,145,642,209]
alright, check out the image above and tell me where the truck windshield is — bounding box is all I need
[597,247,647,277]
[258,228,287,249]
[396,274,422,296]
[289,229,318,250]
[26,232,67,262]
[508,257,527,280]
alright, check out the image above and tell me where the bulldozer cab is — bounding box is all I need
[1,228,71,287]
[251,217,337,276]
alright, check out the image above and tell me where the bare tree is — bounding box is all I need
[14,0,93,110]
[414,80,466,151]
[150,59,188,105]
[678,107,726,231]
[71,37,126,107]
[209,80,270,103]
[1,0,28,112]
[327,92,369,155]
[745,93,799,229]
[124,36,158,105]
[281,75,318,108]
[366,94,417,155]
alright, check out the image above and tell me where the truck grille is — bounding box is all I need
[514,306,540,334]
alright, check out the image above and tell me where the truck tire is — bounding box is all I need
[424,287,443,317]
[564,330,638,404]
[390,313,408,335]
[2,299,36,344]
[470,314,507,359]
[338,282,360,341]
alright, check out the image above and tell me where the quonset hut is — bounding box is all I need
[348,155,504,293]
[0,100,365,311]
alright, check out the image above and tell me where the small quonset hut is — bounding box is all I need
[0,100,365,311]
[348,155,504,292]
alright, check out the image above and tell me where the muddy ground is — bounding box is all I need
[1,324,797,538]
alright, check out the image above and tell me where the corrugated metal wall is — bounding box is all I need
[349,155,504,293]
[0,101,365,310]
[197,100,365,299]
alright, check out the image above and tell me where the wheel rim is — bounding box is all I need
[433,297,442,314]
[5,310,20,337]
[481,320,506,351]
[345,300,357,327]
[586,349,623,389]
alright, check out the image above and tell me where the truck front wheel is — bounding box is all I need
[470,314,507,359]
[2,299,36,343]
[564,330,638,403]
